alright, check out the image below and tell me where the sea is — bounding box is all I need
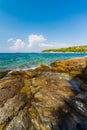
[0,52,87,71]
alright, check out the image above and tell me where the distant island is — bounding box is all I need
[42,45,87,53]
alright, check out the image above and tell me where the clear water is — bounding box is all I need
[0,53,87,71]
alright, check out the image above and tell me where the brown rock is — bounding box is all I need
[0,62,86,130]
[10,69,39,79]
[0,94,27,124]
[51,57,87,77]
[0,78,24,107]
[4,107,32,130]
[29,72,76,130]
[35,64,50,72]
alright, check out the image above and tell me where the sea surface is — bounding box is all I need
[0,53,87,71]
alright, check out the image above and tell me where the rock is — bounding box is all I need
[35,64,50,72]
[0,57,87,129]
[0,71,77,130]
[29,72,79,130]
[0,78,24,107]
[67,92,87,117]
[65,92,87,130]
[29,72,87,130]
[80,83,87,92]
[0,94,27,124]
[50,57,87,78]
[4,107,31,130]
[0,70,10,79]
[9,70,40,79]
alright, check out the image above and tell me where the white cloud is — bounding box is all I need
[8,38,14,42]
[27,34,69,52]
[28,34,46,47]
[8,34,69,52]
[10,39,25,52]
[28,34,58,52]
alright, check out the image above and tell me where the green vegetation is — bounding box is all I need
[42,45,87,53]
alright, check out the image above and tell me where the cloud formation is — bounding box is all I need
[28,34,46,47]
[27,34,63,52]
[9,39,25,52]
[8,38,14,42]
[8,34,69,52]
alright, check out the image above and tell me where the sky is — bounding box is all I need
[0,0,87,52]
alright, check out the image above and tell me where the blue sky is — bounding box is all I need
[0,0,87,52]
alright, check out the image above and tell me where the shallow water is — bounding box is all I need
[0,52,87,71]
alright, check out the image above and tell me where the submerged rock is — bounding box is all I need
[0,57,87,129]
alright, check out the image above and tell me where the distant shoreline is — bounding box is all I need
[42,52,87,54]
[42,45,87,53]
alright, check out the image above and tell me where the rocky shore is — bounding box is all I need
[0,57,87,130]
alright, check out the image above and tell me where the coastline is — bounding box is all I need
[0,55,87,77]
[0,53,87,72]
[0,56,87,129]
[42,51,87,54]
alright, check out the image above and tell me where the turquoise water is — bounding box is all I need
[0,53,87,71]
